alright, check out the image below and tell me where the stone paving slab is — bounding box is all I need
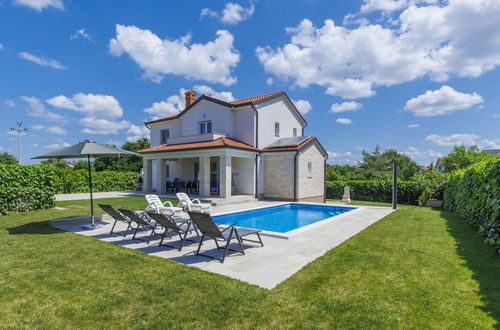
[50,202,394,289]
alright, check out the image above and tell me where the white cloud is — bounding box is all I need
[30,143,38,147]
[21,96,64,122]
[327,150,357,164]
[70,28,93,42]
[330,101,363,113]
[257,1,500,99]
[5,100,16,108]
[32,124,45,130]
[408,123,420,128]
[105,139,123,147]
[201,2,254,25]
[266,77,274,86]
[45,142,70,149]
[193,85,235,102]
[18,52,66,69]
[336,118,353,125]
[361,0,408,12]
[144,86,235,119]
[126,124,149,142]
[403,146,442,159]
[404,86,483,117]
[46,126,66,135]
[80,117,130,135]
[14,0,64,11]
[0,43,3,50]
[109,24,240,85]
[425,133,480,146]
[47,93,123,119]
[292,99,312,115]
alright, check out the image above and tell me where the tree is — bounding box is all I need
[442,146,494,172]
[93,138,149,173]
[0,152,17,165]
[358,146,420,180]
[41,159,70,169]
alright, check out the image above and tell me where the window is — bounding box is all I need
[293,128,297,137]
[307,161,312,178]
[160,129,169,144]
[199,120,212,134]
[275,122,280,137]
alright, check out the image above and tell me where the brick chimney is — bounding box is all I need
[184,90,197,108]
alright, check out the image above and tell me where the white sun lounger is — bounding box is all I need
[145,194,184,216]
[176,193,211,213]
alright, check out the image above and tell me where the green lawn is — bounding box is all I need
[1,197,499,328]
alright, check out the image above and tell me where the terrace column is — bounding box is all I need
[220,155,232,198]
[143,159,153,192]
[199,156,210,197]
[156,159,167,194]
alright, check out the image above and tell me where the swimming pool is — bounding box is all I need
[213,203,357,234]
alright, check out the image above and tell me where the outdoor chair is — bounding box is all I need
[176,193,211,213]
[146,212,199,251]
[119,208,161,244]
[145,194,183,216]
[188,211,264,263]
[98,204,131,237]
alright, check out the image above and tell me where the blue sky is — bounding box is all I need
[1,0,499,165]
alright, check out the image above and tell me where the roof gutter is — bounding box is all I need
[251,104,259,148]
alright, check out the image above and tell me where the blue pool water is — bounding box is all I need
[213,204,356,233]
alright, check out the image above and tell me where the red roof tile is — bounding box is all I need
[230,91,285,105]
[137,137,257,154]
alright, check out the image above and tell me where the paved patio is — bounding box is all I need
[51,202,394,289]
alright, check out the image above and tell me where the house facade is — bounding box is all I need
[138,90,328,202]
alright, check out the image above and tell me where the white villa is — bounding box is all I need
[138,90,328,202]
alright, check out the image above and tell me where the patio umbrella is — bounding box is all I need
[32,140,141,229]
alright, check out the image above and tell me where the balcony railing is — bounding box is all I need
[166,132,225,145]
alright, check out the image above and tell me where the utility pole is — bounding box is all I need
[10,122,28,165]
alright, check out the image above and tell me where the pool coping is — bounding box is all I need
[211,202,362,239]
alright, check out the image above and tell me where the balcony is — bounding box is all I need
[166,132,226,145]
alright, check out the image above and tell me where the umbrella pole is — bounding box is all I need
[88,155,94,226]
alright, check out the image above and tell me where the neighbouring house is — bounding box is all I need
[482,149,500,156]
[137,90,328,202]
[435,157,445,172]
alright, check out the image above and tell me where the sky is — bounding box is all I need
[1,0,499,166]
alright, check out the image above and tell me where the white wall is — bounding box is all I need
[233,107,256,146]
[257,97,304,149]
[149,120,182,147]
[181,100,233,137]
[232,157,255,195]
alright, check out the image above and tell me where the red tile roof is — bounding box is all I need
[137,137,258,154]
[230,91,285,105]
[145,91,285,125]
[262,136,316,152]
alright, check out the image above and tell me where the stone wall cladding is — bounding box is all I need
[297,143,325,200]
[263,152,295,199]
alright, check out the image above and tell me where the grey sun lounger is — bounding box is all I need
[188,211,264,263]
[119,208,161,244]
[146,212,199,251]
[98,204,132,237]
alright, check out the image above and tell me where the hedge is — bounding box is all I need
[326,180,425,205]
[52,169,140,194]
[444,158,499,253]
[0,165,56,215]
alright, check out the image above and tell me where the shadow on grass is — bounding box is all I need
[7,221,62,235]
[442,209,500,327]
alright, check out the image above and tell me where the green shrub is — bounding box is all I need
[0,165,56,215]
[444,158,500,253]
[52,168,139,193]
[411,171,449,202]
[326,180,425,205]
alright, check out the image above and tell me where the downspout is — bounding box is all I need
[293,150,299,202]
[251,104,260,199]
[324,158,327,203]
[254,152,260,199]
